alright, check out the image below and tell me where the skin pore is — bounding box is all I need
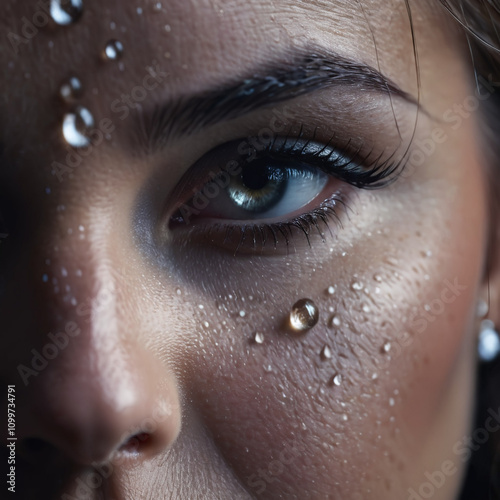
[0,0,497,499]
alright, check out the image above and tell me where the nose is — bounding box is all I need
[5,224,181,466]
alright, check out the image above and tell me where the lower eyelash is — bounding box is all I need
[215,192,348,254]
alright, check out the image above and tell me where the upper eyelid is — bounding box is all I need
[166,131,403,222]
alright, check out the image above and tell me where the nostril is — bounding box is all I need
[118,432,152,455]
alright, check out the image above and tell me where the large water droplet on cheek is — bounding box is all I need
[50,0,83,26]
[289,298,319,332]
[62,106,94,148]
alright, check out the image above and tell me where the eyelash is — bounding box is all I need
[168,128,405,253]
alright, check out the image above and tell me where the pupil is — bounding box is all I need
[240,165,270,191]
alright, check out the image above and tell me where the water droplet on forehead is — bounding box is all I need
[289,298,319,332]
[332,374,342,386]
[382,341,391,353]
[62,106,94,148]
[59,76,83,103]
[102,40,124,61]
[50,0,83,26]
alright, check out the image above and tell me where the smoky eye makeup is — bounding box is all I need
[157,121,411,256]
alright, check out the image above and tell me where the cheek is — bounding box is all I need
[156,154,486,498]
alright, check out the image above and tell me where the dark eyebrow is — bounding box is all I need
[140,50,417,153]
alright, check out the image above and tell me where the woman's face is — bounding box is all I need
[0,0,496,499]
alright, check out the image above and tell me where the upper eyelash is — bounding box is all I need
[258,127,405,189]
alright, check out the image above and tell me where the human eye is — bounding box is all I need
[163,127,404,255]
[165,131,402,254]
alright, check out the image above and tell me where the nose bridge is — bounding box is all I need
[10,207,182,465]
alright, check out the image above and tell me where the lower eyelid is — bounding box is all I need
[167,187,351,256]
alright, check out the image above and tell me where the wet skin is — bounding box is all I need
[0,0,498,499]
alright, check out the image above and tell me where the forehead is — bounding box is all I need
[0,0,438,97]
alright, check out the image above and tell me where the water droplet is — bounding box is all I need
[153,2,162,11]
[389,397,395,407]
[373,274,383,283]
[239,310,246,318]
[176,288,182,295]
[263,364,273,373]
[203,321,210,328]
[50,0,83,26]
[102,40,124,61]
[330,315,341,327]
[342,414,348,421]
[136,7,143,14]
[362,304,371,313]
[198,304,204,309]
[164,24,171,32]
[351,281,363,291]
[289,298,319,332]
[332,374,342,386]
[59,76,83,103]
[382,342,391,353]
[476,299,489,318]
[327,286,335,295]
[62,106,94,148]
[371,372,378,380]
[254,332,264,344]
[478,320,500,362]
[320,345,332,360]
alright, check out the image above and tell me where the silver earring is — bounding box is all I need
[478,319,500,362]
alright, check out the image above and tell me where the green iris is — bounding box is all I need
[226,163,287,213]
